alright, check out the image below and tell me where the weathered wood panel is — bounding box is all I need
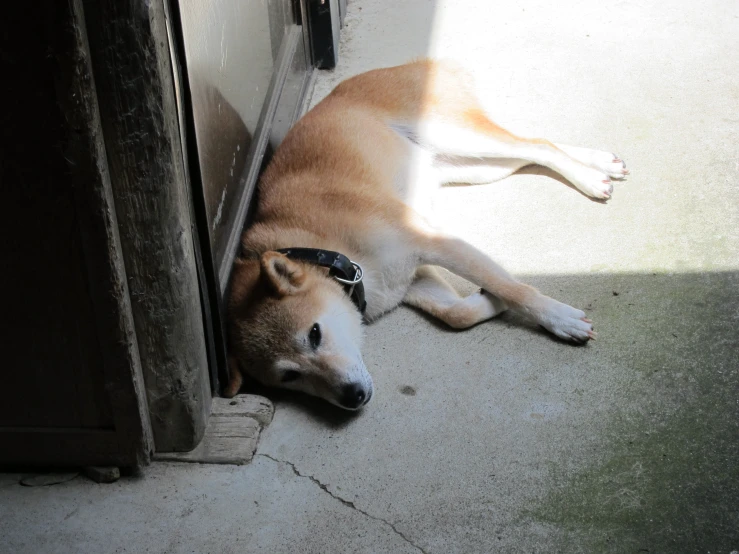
[83,0,211,451]
[60,0,155,462]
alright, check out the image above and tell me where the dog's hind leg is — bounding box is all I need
[408,228,595,343]
[403,266,508,329]
[398,117,617,199]
[385,61,623,198]
[433,156,530,185]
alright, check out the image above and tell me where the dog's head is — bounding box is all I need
[228,251,372,410]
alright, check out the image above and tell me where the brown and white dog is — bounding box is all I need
[225,60,627,410]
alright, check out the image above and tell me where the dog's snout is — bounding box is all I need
[339,383,369,410]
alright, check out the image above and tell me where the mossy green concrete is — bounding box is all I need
[526,272,739,552]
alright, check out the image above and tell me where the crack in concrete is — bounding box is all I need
[258,454,429,554]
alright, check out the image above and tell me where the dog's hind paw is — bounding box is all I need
[561,146,629,181]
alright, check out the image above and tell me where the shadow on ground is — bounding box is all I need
[506,271,739,552]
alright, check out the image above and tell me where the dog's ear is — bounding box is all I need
[260,251,306,296]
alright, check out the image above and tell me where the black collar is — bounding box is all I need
[276,248,367,314]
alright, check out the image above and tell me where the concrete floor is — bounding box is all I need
[3,0,739,552]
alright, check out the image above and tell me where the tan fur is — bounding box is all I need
[227,60,626,406]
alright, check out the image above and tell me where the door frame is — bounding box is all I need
[166,0,323,394]
[83,0,212,453]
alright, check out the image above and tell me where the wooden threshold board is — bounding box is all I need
[154,395,274,465]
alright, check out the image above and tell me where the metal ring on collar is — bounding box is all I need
[333,261,363,286]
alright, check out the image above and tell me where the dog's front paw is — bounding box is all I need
[569,166,615,200]
[534,297,595,344]
[590,151,629,180]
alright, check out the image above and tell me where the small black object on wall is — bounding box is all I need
[308,0,341,69]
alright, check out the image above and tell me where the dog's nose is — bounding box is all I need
[339,383,368,410]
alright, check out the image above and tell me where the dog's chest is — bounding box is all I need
[358,230,418,321]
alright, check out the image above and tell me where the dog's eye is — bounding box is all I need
[281,369,301,383]
[309,323,321,349]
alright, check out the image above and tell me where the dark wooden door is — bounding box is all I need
[0,0,152,468]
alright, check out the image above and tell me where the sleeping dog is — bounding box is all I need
[225,60,627,409]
